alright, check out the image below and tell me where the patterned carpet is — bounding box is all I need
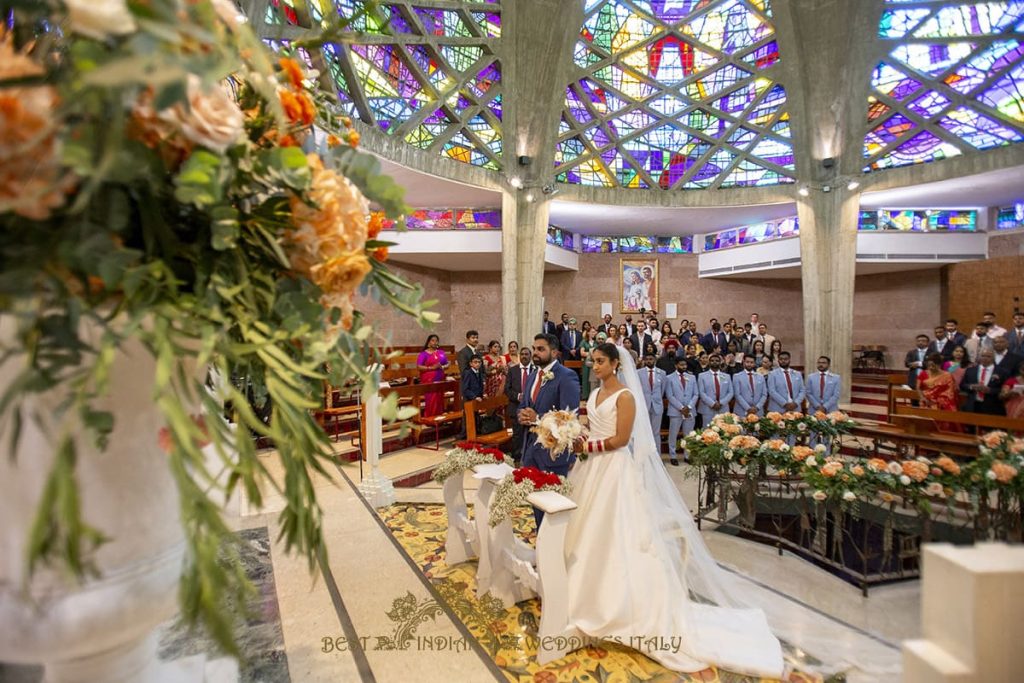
[379,503,828,683]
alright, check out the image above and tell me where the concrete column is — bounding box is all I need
[775,0,885,400]
[500,0,585,344]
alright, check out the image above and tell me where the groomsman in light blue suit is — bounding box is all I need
[806,356,841,414]
[639,352,667,451]
[767,351,805,414]
[697,353,733,425]
[733,355,767,417]
[665,357,698,465]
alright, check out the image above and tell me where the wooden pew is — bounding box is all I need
[465,394,512,447]
[892,404,1024,436]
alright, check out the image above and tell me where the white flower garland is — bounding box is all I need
[432,444,511,484]
[488,472,572,527]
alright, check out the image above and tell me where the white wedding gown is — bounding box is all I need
[561,385,786,678]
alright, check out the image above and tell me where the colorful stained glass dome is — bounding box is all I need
[260,1,503,170]
[866,0,1024,170]
[555,0,794,189]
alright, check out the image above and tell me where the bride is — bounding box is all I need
[561,342,786,677]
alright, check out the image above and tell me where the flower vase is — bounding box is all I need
[0,318,190,682]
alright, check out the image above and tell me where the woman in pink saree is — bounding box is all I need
[416,334,449,417]
[918,353,962,432]
[999,360,1024,420]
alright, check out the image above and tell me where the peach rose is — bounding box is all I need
[981,431,1008,449]
[935,456,960,475]
[902,460,929,483]
[792,446,814,461]
[867,458,888,472]
[766,411,783,423]
[821,462,844,478]
[851,465,865,477]
[700,430,722,445]
[159,75,244,154]
[990,462,1018,484]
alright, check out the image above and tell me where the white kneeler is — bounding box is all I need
[441,469,481,565]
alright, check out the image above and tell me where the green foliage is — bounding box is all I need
[0,0,432,657]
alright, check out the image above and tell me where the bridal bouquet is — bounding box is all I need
[488,467,572,527]
[432,441,511,484]
[531,409,588,460]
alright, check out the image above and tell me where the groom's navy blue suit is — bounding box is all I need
[519,361,580,528]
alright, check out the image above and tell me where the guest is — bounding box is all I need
[806,356,841,414]
[555,312,570,341]
[733,355,767,417]
[560,318,582,361]
[904,334,930,389]
[622,315,636,338]
[660,321,674,342]
[697,353,733,422]
[456,329,479,374]
[581,320,592,337]
[983,311,1007,339]
[757,354,774,376]
[541,311,557,337]
[483,340,508,398]
[505,348,534,461]
[722,352,742,376]
[726,339,743,363]
[918,353,962,431]
[460,354,485,402]
[739,323,756,355]
[750,312,760,327]
[999,360,1024,419]
[703,322,728,355]
[629,320,653,354]
[648,319,662,347]
[757,323,776,350]
[943,318,968,353]
[768,339,783,360]
[750,339,767,367]
[964,322,993,363]
[639,352,667,451]
[643,341,659,361]
[681,320,699,346]
[767,351,805,414]
[606,325,621,347]
[942,345,971,386]
[657,337,681,374]
[579,328,600,400]
[622,336,639,363]
[721,322,736,350]
[993,335,1023,377]
[689,350,710,376]
[959,349,1004,415]
[416,334,450,417]
[597,313,614,334]
[1008,312,1024,354]
[503,340,519,366]
[665,356,698,465]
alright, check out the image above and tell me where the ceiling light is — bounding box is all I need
[822,184,832,193]
[509,176,523,189]
[847,180,860,191]
[798,187,810,197]
[525,192,535,202]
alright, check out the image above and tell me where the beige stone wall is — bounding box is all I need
[944,231,1024,336]
[355,261,453,348]
[853,268,943,367]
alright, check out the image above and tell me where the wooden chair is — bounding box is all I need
[413,380,464,450]
[465,394,513,447]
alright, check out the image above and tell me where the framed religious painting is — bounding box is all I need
[620,259,658,314]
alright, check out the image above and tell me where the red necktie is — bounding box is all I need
[531,371,542,402]
[977,367,987,401]
[784,370,793,399]
[521,367,528,393]
[748,372,755,393]
[649,368,654,389]
[680,374,686,391]
[820,372,826,398]
[713,372,720,401]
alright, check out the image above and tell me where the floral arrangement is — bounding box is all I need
[432,441,511,484]
[0,0,435,654]
[488,467,572,527]
[530,408,587,461]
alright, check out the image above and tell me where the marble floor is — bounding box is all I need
[1,440,919,683]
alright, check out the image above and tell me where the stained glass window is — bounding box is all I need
[703,216,800,251]
[558,0,794,190]
[257,2,503,170]
[859,209,979,230]
[866,1,1024,170]
[370,208,501,230]
[547,226,576,249]
[580,235,694,253]
[997,203,1024,229]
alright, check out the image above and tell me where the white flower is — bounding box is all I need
[899,475,912,486]
[842,491,856,502]
[986,470,997,481]
[541,370,555,384]
[712,425,721,433]
[723,449,734,460]
[159,75,244,154]
[814,444,827,453]
[797,423,807,431]
[925,482,945,498]
[687,431,697,438]
[781,444,790,452]
[887,462,903,476]
[812,490,827,501]
[805,456,817,467]
[65,0,137,40]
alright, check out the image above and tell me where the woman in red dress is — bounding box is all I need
[917,353,962,432]
[999,360,1024,420]
[416,334,449,417]
[483,340,508,398]
[502,340,519,366]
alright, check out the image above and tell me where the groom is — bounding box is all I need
[517,333,581,529]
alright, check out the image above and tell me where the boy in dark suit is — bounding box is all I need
[461,354,485,402]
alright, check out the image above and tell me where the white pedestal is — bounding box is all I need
[356,387,395,508]
[902,542,1024,683]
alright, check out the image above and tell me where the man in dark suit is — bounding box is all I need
[505,348,534,462]
[905,334,931,389]
[554,312,570,342]
[518,333,581,528]
[927,325,952,360]
[597,313,614,334]
[460,354,485,402]
[1007,312,1024,354]
[622,315,635,338]
[993,335,1023,377]
[560,318,583,360]
[959,349,1005,415]
[702,322,728,355]
[628,320,653,355]
[456,329,479,375]
[943,319,967,355]
[541,311,557,337]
